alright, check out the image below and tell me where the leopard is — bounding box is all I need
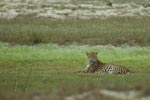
[80,52,133,74]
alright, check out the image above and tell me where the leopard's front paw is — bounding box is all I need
[78,70,88,73]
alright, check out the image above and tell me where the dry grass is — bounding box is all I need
[0,16,150,46]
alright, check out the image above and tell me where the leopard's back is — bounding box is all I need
[96,63,130,74]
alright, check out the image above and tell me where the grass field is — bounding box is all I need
[0,43,150,99]
[0,16,150,99]
[0,0,150,99]
[0,16,150,46]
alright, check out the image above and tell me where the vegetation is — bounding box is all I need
[0,1,150,99]
[0,16,150,46]
[0,43,150,99]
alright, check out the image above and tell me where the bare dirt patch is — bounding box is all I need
[65,89,150,100]
[0,0,150,19]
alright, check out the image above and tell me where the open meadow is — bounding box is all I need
[0,43,150,100]
[0,0,150,100]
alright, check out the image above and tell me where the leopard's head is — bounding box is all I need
[86,52,98,65]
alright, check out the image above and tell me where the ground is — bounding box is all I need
[0,43,150,100]
[0,0,150,100]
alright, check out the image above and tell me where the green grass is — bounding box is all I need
[0,0,150,99]
[0,16,150,46]
[0,43,150,94]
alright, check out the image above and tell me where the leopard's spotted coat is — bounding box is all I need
[81,52,132,74]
